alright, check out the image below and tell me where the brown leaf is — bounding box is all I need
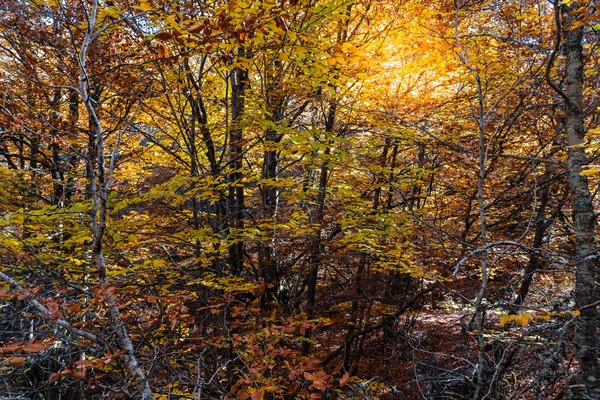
[30,285,44,295]
[304,361,319,371]
[48,372,62,381]
[0,343,22,354]
[22,342,49,353]
[49,369,70,382]
[156,44,170,58]
[74,359,94,367]
[287,382,299,395]
[7,356,26,366]
[340,372,351,387]
[154,31,173,41]
[188,23,203,34]
[73,368,87,380]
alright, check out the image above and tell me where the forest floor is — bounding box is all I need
[357,273,575,399]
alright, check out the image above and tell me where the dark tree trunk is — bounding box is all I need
[259,87,285,307]
[302,103,336,355]
[512,167,553,310]
[228,61,247,276]
[553,2,600,396]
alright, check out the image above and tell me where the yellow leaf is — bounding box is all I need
[341,42,355,53]
[589,128,600,134]
[536,311,551,321]
[515,313,533,327]
[135,0,154,11]
[499,314,509,327]
[580,166,600,177]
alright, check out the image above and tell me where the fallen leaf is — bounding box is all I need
[7,356,26,366]
[340,372,351,387]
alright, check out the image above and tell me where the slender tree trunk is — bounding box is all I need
[302,104,335,355]
[561,3,600,396]
[183,57,225,274]
[49,88,64,207]
[79,3,154,399]
[259,97,285,307]
[473,73,489,400]
[342,254,366,370]
[512,169,552,310]
[227,58,246,276]
[64,88,79,203]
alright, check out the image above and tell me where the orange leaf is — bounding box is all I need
[250,388,265,400]
[7,356,26,366]
[22,342,49,353]
[156,44,170,58]
[312,379,326,390]
[0,343,22,354]
[49,369,70,382]
[340,372,351,387]
[73,368,87,380]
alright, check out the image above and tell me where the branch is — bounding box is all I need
[545,0,572,106]
[451,240,577,277]
[387,111,562,165]
[0,267,98,343]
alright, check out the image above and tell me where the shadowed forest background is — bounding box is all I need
[0,0,599,399]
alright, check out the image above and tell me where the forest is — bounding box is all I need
[0,0,599,399]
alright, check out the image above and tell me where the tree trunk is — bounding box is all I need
[79,3,154,399]
[259,97,285,308]
[512,167,553,310]
[227,58,247,276]
[302,103,335,355]
[549,2,600,396]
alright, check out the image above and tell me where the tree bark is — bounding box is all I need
[259,81,285,307]
[79,3,154,399]
[302,103,335,355]
[547,1,600,396]
[227,56,247,276]
[512,167,553,310]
